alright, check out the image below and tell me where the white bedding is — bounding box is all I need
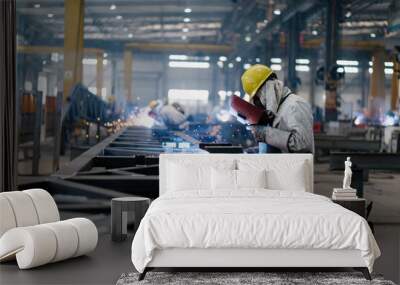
[131,190,380,273]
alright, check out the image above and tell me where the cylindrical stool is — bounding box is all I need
[111,197,150,242]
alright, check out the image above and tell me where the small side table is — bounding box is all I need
[332,198,366,218]
[111,197,150,242]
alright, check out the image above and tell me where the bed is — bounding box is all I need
[131,154,380,280]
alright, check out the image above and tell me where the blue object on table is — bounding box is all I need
[259,142,281,153]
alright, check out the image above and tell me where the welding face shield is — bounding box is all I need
[252,78,285,125]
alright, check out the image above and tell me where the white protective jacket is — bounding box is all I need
[258,80,314,153]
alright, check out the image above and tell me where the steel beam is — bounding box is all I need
[330,152,400,170]
[125,43,232,54]
[64,0,85,102]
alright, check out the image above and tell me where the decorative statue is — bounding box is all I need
[343,157,353,189]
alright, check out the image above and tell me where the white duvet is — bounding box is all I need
[131,190,380,273]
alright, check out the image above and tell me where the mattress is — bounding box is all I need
[131,190,380,273]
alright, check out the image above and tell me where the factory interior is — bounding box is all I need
[1,0,400,284]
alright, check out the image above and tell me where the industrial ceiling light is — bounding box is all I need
[245,35,251,42]
[217,61,224,68]
[34,3,40,8]
[235,56,242,62]
[255,29,260,34]
[116,15,123,20]
[104,53,108,58]
[370,33,376,38]
[228,63,234,68]
[169,61,210,69]
[128,33,133,38]
[243,63,251,70]
[273,9,281,15]
[181,35,187,40]
[255,58,260,63]
[312,30,318,36]
[219,56,227,62]
[110,4,116,10]
[263,19,268,24]
[183,17,191,23]
[184,8,192,13]
[182,28,189,32]
[345,10,352,18]
[47,13,54,18]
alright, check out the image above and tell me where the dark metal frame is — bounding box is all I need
[138,267,371,281]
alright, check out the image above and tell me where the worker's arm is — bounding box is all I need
[250,101,314,153]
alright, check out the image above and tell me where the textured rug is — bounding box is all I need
[116,271,396,285]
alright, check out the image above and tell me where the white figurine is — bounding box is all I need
[343,157,353,189]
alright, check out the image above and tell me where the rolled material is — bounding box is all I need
[23,189,60,224]
[0,196,17,237]
[0,218,98,269]
[1,191,39,227]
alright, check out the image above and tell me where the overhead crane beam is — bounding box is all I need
[125,43,232,54]
[302,39,384,50]
[64,0,85,102]
[17,45,103,55]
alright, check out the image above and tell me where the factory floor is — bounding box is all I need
[2,162,400,285]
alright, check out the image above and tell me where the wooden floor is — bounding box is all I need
[0,234,134,285]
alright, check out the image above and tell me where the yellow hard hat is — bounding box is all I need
[241,64,274,98]
[148,100,159,109]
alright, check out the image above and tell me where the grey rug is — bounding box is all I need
[117,272,396,285]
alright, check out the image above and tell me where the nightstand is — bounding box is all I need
[332,198,366,218]
[111,197,150,242]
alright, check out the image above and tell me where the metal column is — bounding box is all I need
[124,49,133,103]
[63,0,85,102]
[309,57,317,107]
[286,15,299,92]
[369,49,385,120]
[324,0,340,121]
[96,52,104,97]
[360,59,369,109]
[391,56,399,111]
[210,58,219,105]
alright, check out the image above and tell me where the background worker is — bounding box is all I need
[148,100,189,130]
[241,64,314,153]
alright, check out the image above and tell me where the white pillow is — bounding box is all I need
[266,162,306,191]
[236,169,267,189]
[167,162,210,191]
[237,158,307,191]
[211,169,267,191]
[211,168,236,191]
[167,160,236,192]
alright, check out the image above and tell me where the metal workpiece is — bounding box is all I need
[111,196,150,242]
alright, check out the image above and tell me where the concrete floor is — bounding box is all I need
[3,162,400,285]
[0,234,134,285]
